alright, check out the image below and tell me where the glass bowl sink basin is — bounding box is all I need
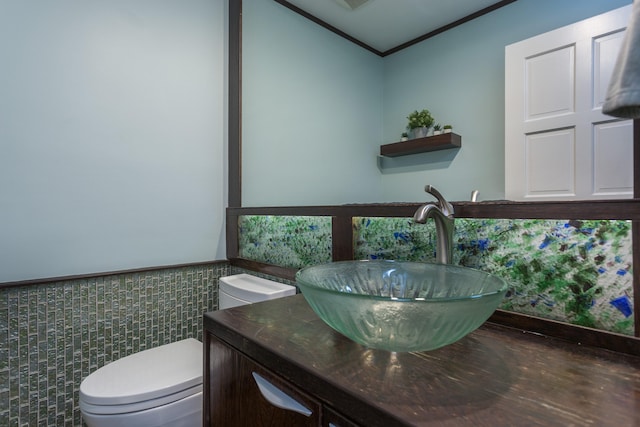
[295,260,508,352]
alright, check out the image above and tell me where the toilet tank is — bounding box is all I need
[219,274,296,310]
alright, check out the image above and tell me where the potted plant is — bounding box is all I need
[443,124,453,134]
[400,132,409,142]
[407,109,434,139]
[433,124,442,135]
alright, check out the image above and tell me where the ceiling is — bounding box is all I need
[278,0,515,55]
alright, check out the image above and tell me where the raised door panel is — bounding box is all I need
[593,30,626,109]
[525,128,575,197]
[525,45,575,121]
[593,120,634,196]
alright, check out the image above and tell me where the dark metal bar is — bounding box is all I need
[633,119,640,336]
[228,0,242,207]
[228,199,640,221]
[226,210,240,260]
[332,216,354,261]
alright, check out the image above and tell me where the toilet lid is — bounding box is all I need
[220,274,296,303]
[80,338,202,408]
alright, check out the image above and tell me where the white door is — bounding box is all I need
[505,5,633,201]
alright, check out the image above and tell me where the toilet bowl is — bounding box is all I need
[79,338,203,427]
[79,274,296,427]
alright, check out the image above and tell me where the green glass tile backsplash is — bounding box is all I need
[354,218,633,335]
[237,215,633,335]
[238,215,332,268]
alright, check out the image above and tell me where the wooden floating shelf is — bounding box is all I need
[380,132,461,157]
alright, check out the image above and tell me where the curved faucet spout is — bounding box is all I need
[424,185,454,217]
[413,186,455,264]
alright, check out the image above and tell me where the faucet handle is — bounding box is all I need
[470,190,479,202]
[424,185,454,216]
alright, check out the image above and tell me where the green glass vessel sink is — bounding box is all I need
[296,260,508,352]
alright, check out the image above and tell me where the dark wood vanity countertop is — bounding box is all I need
[204,294,640,427]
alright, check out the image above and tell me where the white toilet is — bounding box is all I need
[79,274,296,427]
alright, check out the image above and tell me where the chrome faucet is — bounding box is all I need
[413,185,454,264]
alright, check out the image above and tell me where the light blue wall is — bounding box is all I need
[0,0,227,282]
[242,0,384,206]
[243,0,631,205]
[381,0,632,202]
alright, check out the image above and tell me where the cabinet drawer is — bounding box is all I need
[206,333,321,426]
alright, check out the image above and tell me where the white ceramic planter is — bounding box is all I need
[412,127,429,138]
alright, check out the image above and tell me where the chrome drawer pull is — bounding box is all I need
[252,372,312,417]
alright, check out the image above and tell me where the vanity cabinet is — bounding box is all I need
[205,331,359,426]
[203,294,640,426]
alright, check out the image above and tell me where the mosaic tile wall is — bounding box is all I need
[238,216,634,335]
[0,263,226,427]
